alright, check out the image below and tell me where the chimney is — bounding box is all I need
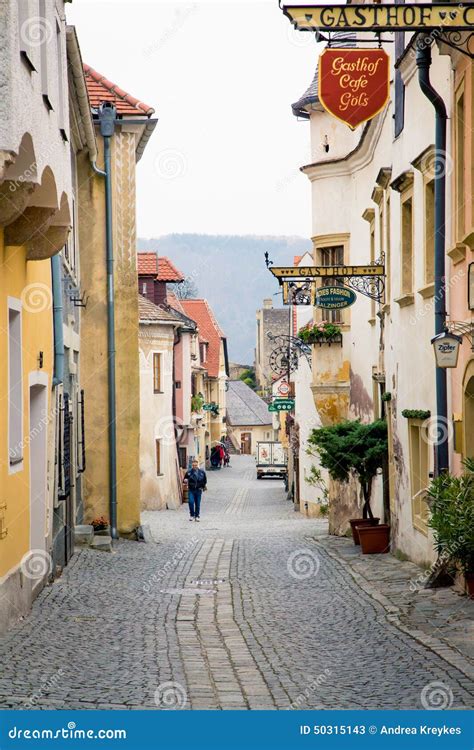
[263,298,273,309]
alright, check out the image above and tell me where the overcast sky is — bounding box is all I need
[66,1,320,238]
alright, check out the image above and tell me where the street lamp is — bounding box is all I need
[431,330,463,369]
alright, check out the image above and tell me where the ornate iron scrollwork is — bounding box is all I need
[343,275,385,302]
[437,30,474,59]
[267,332,311,376]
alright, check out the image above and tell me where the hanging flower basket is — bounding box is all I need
[297,322,342,346]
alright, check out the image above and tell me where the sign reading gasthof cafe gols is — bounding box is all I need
[315,286,357,310]
[319,48,390,129]
[283,4,473,32]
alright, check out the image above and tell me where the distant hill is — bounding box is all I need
[137,234,311,362]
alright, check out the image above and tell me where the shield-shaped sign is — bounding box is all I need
[318,48,390,130]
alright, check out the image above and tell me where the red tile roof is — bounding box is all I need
[137,252,158,275]
[84,64,155,116]
[137,253,184,282]
[180,299,225,378]
[294,255,303,265]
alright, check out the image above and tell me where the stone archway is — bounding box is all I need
[463,359,474,460]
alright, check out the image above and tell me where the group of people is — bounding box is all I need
[210,441,230,469]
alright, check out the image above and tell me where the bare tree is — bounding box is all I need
[169,278,199,299]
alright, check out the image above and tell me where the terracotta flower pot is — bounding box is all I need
[358,523,390,554]
[465,573,474,599]
[350,517,380,545]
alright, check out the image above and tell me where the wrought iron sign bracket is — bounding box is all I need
[436,30,474,60]
[446,320,474,351]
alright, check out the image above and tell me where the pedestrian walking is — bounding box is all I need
[184,460,207,521]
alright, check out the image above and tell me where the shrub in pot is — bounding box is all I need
[427,458,474,597]
[307,419,388,546]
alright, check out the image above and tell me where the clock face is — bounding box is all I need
[269,345,299,375]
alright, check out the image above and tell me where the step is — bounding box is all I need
[90,535,113,552]
[74,525,94,546]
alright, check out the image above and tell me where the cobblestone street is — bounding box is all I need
[0,456,472,711]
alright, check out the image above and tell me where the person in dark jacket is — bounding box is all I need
[184,460,207,521]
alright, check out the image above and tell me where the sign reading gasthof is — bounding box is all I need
[282,4,473,32]
[319,49,390,129]
[271,265,385,279]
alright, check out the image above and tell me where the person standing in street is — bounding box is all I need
[184,459,207,521]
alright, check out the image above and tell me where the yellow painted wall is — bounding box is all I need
[0,230,53,580]
[77,133,140,535]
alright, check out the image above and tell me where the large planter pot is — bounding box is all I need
[350,517,380,545]
[358,524,390,554]
[301,333,343,346]
[465,573,474,599]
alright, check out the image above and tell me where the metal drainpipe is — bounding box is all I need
[416,39,449,476]
[51,254,64,386]
[97,103,119,539]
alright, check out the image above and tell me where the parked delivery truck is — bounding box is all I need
[256,441,287,480]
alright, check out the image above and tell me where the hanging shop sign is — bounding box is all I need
[268,399,295,413]
[271,264,385,280]
[318,48,390,129]
[315,285,357,310]
[277,380,291,397]
[282,4,473,32]
[431,331,463,369]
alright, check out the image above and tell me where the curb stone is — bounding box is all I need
[310,536,474,683]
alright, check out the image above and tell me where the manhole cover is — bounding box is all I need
[190,579,226,585]
[160,588,216,596]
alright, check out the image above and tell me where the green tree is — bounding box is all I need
[307,419,388,519]
[239,368,256,390]
[427,458,474,575]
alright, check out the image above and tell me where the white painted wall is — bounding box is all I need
[139,322,181,511]
[303,39,453,563]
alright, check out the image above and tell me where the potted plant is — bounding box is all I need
[304,464,330,518]
[298,321,342,346]
[91,516,109,535]
[307,419,389,550]
[427,458,474,598]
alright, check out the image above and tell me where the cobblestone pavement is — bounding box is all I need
[0,456,472,711]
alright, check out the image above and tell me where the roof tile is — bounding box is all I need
[180,299,225,378]
[84,64,155,116]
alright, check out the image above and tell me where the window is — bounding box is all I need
[153,353,162,393]
[155,439,162,475]
[385,195,391,302]
[175,381,181,389]
[39,0,52,109]
[394,0,406,137]
[455,89,465,241]
[401,194,414,295]
[142,281,147,295]
[8,300,23,469]
[370,220,376,320]
[319,245,344,323]
[18,1,36,72]
[178,447,187,469]
[408,421,429,534]
[55,18,67,139]
[424,179,435,285]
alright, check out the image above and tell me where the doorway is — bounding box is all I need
[241,432,252,455]
[464,374,474,459]
[29,380,48,553]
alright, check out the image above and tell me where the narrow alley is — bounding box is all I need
[0,457,472,712]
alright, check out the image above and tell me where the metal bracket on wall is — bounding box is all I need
[437,30,474,59]
[446,320,474,350]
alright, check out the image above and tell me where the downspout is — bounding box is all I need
[416,39,449,476]
[51,254,64,386]
[96,103,119,540]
